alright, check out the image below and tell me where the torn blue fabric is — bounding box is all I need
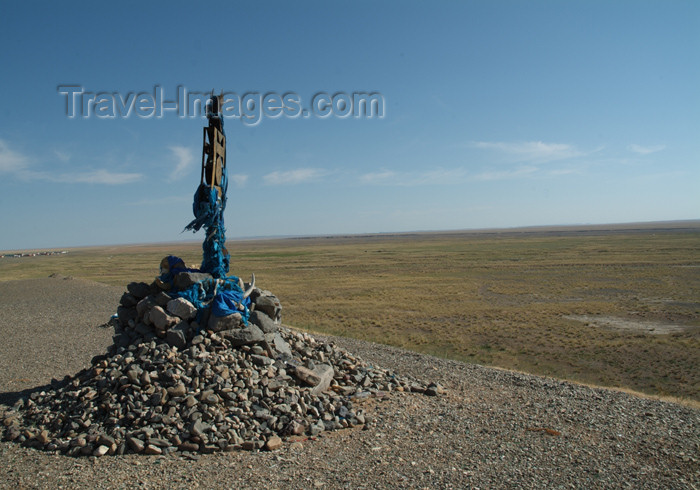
[185,186,220,233]
[168,275,250,325]
[184,177,230,279]
[157,255,200,289]
[212,289,244,317]
[184,107,230,280]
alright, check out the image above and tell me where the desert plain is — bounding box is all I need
[0,221,698,488]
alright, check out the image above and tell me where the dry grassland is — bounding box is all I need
[2,224,698,401]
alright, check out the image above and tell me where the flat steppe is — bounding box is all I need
[1,223,698,488]
[2,221,699,401]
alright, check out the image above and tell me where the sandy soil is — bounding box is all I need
[564,315,691,335]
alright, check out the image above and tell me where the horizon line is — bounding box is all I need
[2,218,699,254]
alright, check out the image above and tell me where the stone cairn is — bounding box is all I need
[1,266,442,457]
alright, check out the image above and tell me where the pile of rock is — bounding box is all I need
[114,274,283,354]
[1,271,440,457]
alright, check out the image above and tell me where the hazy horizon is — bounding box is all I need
[2,218,698,253]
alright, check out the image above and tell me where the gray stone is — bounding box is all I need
[174,272,212,290]
[167,383,187,397]
[309,421,325,436]
[265,435,283,451]
[241,441,256,451]
[251,354,273,367]
[166,321,189,350]
[117,306,137,327]
[136,296,156,319]
[127,282,152,299]
[144,444,162,455]
[153,291,172,308]
[167,298,197,320]
[220,325,265,346]
[120,293,138,307]
[249,310,278,333]
[189,419,208,438]
[252,292,282,322]
[208,312,243,332]
[149,306,178,331]
[97,434,116,447]
[35,430,50,445]
[179,441,199,452]
[203,393,219,405]
[288,420,305,435]
[93,445,109,457]
[273,333,293,358]
[127,435,145,453]
[410,383,425,393]
[294,364,334,395]
[424,383,445,396]
[148,438,170,448]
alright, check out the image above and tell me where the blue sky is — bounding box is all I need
[0,1,698,250]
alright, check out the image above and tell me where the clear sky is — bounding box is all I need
[0,1,698,250]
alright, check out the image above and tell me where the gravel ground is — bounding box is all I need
[0,277,120,403]
[1,277,698,489]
